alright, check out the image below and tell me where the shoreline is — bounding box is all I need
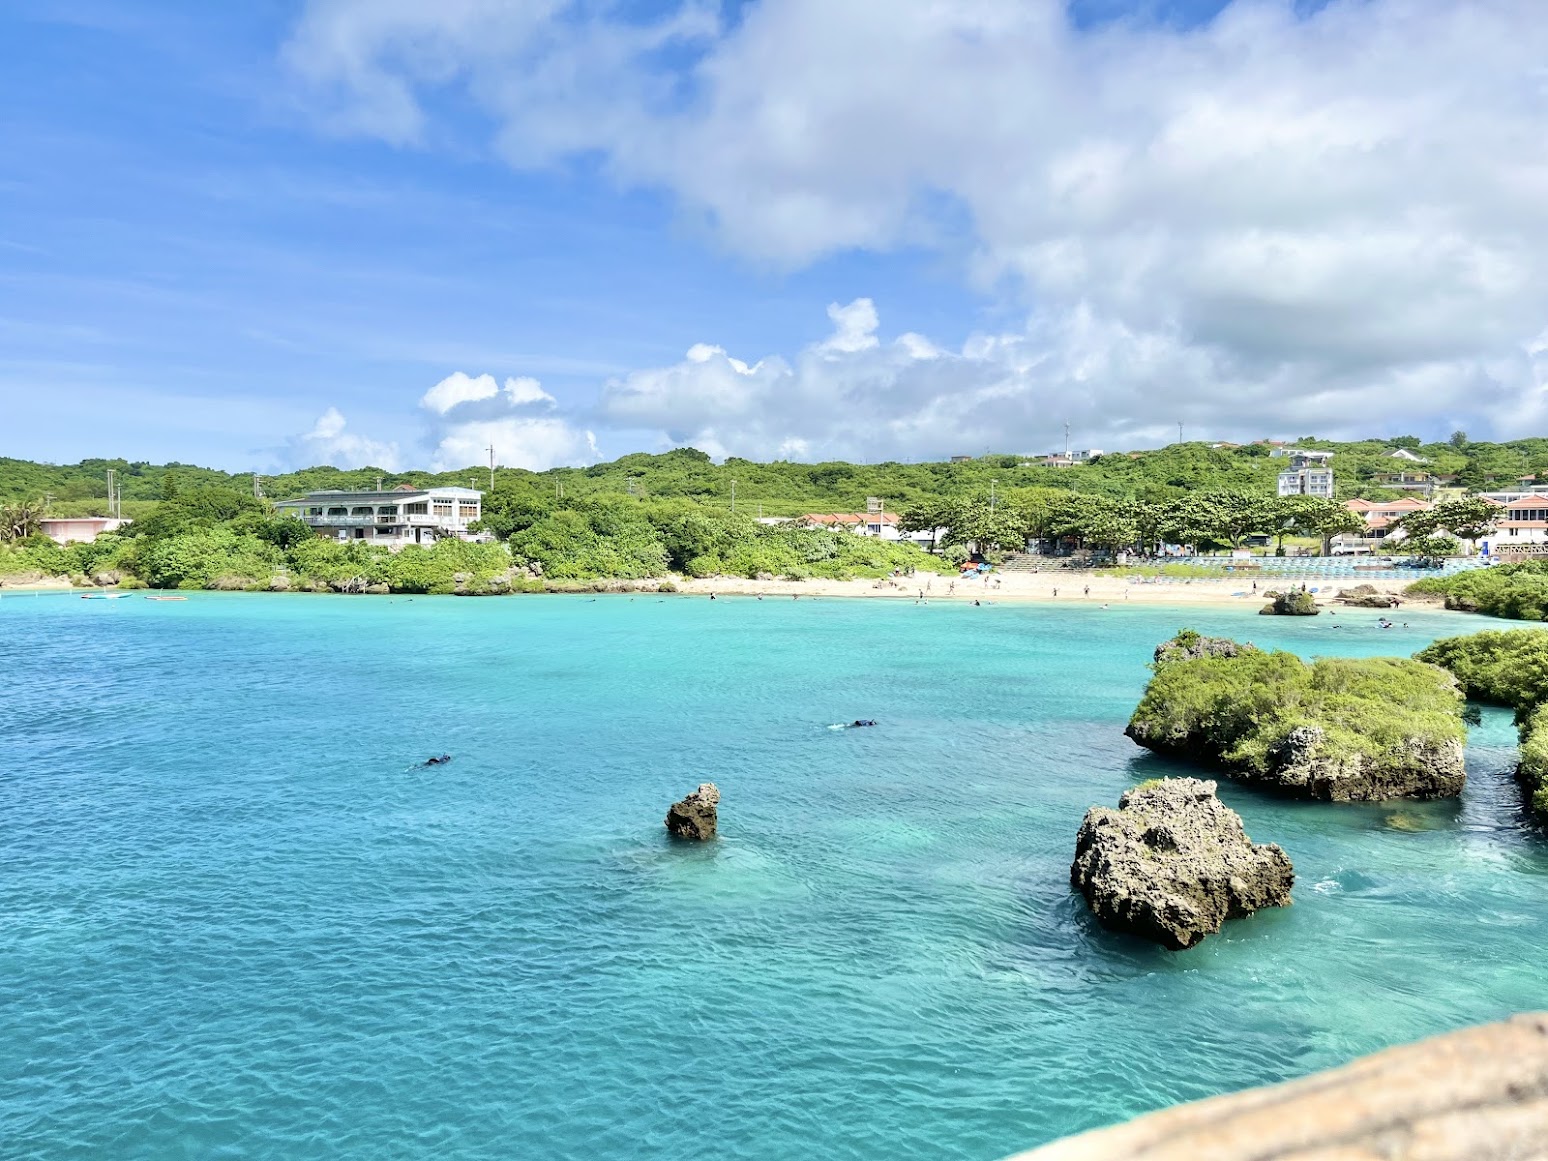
[1,570,1453,613]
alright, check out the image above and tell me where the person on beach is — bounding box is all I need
[1084,585,1090,597]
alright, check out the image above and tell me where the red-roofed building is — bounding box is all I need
[1496,496,1548,549]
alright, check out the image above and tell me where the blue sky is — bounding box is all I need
[3,0,1545,471]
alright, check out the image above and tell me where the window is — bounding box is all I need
[404,502,428,515]
[327,507,348,517]
[432,503,453,517]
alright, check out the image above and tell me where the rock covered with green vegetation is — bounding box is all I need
[1070,778,1293,950]
[1416,629,1548,822]
[1409,560,1548,620]
[1152,629,1250,665]
[1126,640,1467,801]
[1259,588,1318,616]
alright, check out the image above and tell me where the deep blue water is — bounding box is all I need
[3,592,1545,1161]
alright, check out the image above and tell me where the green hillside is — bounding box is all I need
[5,432,1546,518]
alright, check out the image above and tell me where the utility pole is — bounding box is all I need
[1064,422,1070,459]
[252,473,263,499]
[730,479,736,514]
[990,479,997,513]
[1178,420,1184,444]
[105,469,116,518]
[487,444,496,491]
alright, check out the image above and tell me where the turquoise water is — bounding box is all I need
[3,592,1546,1161]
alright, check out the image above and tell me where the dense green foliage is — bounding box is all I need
[1409,561,1548,620]
[8,433,1548,518]
[0,482,943,592]
[1521,707,1548,819]
[901,489,1360,556]
[1413,628,1548,821]
[1130,642,1466,775]
[1414,630,1548,712]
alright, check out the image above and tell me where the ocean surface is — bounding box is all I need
[3,591,1546,1161]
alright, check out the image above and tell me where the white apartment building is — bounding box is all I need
[274,485,485,548]
[1277,468,1335,498]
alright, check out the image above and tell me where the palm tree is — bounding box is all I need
[0,498,47,541]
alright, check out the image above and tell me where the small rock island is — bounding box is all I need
[1259,589,1318,616]
[1126,632,1466,801]
[665,783,720,840]
[1071,777,1293,950]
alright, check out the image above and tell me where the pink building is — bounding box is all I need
[39,517,130,545]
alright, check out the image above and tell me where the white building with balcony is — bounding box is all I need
[273,485,485,548]
[1277,467,1335,498]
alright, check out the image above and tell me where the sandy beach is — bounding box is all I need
[674,569,1433,609]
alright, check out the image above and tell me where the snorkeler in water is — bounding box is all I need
[423,754,452,766]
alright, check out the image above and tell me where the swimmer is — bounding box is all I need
[848,719,878,728]
[423,754,452,767]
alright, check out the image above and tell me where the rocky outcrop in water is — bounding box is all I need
[1127,642,1467,802]
[1259,589,1318,615]
[1153,631,1256,665]
[1001,1012,1548,1160]
[1262,724,1466,801]
[665,783,720,840]
[1070,778,1292,951]
[1337,583,1400,608]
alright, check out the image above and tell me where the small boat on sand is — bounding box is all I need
[144,595,188,602]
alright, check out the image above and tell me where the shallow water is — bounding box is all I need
[2,592,1545,1160]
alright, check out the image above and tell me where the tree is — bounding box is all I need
[1450,430,1470,448]
[1391,534,1460,564]
[0,498,46,542]
[1280,496,1364,556]
[898,500,950,553]
[1397,496,1500,551]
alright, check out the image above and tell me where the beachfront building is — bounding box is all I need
[799,511,903,539]
[273,485,486,548]
[1494,496,1548,552]
[1276,466,1335,498]
[39,516,131,545]
[1329,498,1430,554]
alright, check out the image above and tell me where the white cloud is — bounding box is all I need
[287,0,1548,449]
[291,406,401,469]
[420,371,558,416]
[420,371,500,415]
[599,297,1548,460]
[420,370,593,470]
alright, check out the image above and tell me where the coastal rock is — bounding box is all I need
[268,575,292,592]
[91,570,122,587]
[1259,589,1318,616]
[1001,1013,1548,1161]
[1153,630,1256,666]
[328,576,370,594]
[365,582,390,595]
[1338,583,1400,608]
[1127,644,1467,802]
[1263,724,1466,801]
[665,783,720,840]
[1070,778,1292,951]
[206,575,253,591]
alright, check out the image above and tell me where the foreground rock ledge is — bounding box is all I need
[665,783,720,840]
[1071,778,1292,950]
[1003,1012,1548,1161]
